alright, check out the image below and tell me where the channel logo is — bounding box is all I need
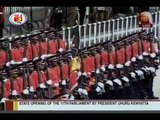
[9,12,27,26]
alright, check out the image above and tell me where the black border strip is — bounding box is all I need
[1,0,160,6]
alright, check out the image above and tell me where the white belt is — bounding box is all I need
[0,12,3,14]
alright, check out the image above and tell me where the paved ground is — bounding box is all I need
[153,68,160,99]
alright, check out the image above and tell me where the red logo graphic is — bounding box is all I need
[13,14,22,23]
[139,11,153,28]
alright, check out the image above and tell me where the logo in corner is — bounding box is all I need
[9,12,27,26]
[138,11,153,28]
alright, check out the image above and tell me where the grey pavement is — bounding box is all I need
[153,69,160,99]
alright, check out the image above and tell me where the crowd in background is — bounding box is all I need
[49,7,152,29]
[0,6,158,38]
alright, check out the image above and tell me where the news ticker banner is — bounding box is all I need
[4,100,160,111]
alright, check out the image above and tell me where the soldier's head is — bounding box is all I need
[14,41,21,48]
[0,43,5,50]
[39,64,45,71]
[82,51,88,58]
[29,67,34,74]
[90,50,96,56]
[31,38,37,44]
[41,37,46,42]
[17,67,24,76]
[103,71,108,79]
[12,73,18,79]
[50,61,57,68]
[0,74,4,82]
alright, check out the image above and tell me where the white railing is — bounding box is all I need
[62,11,160,49]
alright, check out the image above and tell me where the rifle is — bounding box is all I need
[59,58,68,95]
[22,36,29,60]
[44,57,54,99]
[0,73,6,100]
[36,63,46,99]
[26,66,35,99]
[21,67,30,99]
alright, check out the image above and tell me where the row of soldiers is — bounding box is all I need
[0,31,67,69]
[0,30,159,102]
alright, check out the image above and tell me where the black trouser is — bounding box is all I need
[0,23,3,38]
[53,13,63,29]
[145,74,154,97]
[0,103,4,111]
[113,84,124,99]
[131,81,141,99]
[104,85,114,99]
[79,6,86,25]
[139,78,148,99]
[123,86,132,99]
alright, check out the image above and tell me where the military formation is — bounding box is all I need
[0,29,159,102]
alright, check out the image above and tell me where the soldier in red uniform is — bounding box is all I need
[0,43,7,68]
[142,40,150,53]
[80,51,90,74]
[108,45,116,66]
[57,33,67,52]
[22,41,32,61]
[12,74,22,98]
[39,38,48,56]
[87,51,95,73]
[132,41,139,58]
[30,38,39,60]
[2,76,11,99]
[119,47,125,65]
[48,61,61,96]
[29,69,38,93]
[94,49,101,69]
[126,43,132,61]
[61,60,69,80]
[11,40,24,63]
[58,59,70,94]
[0,7,4,38]
[100,47,108,67]
[48,38,58,54]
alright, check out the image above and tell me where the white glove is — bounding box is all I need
[23,89,29,95]
[101,65,105,72]
[39,83,46,88]
[108,64,114,69]
[47,80,52,85]
[12,90,17,96]
[96,69,100,74]
[6,62,10,67]
[131,57,136,62]
[59,48,64,52]
[22,57,28,62]
[116,64,123,69]
[82,72,87,76]
[125,61,131,66]
[29,86,34,92]
[10,60,16,65]
[61,80,67,85]
[0,98,8,103]
[33,57,39,61]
